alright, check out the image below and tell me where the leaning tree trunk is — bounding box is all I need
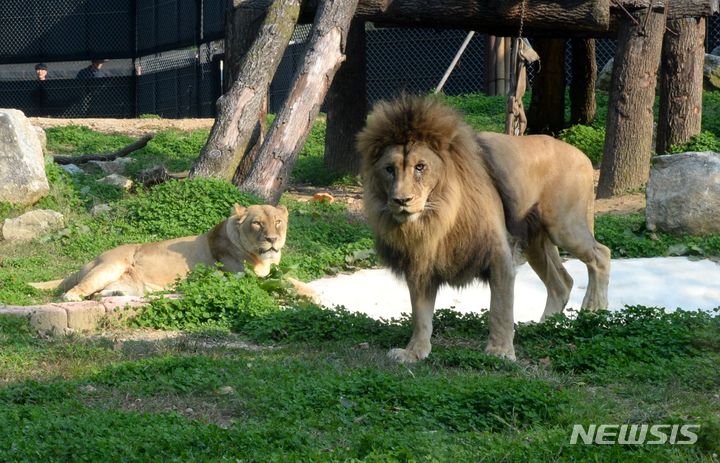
[223,0,270,92]
[239,0,360,203]
[656,17,705,154]
[527,38,566,134]
[597,8,665,198]
[189,0,300,181]
[324,19,367,176]
[570,38,597,125]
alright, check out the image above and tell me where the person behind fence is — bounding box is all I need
[32,63,49,115]
[77,59,108,79]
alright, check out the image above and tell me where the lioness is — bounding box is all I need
[357,95,610,363]
[33,204,289,301]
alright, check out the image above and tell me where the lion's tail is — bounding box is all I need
[29,272,81,292]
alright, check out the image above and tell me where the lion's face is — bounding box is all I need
[373,143,444,223]
[232,204,288,260]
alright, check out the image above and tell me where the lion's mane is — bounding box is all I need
[357,95,513,287]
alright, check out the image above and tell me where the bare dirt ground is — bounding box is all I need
[33,117,646,216]
[288,181,647,218]
[30,117,215,137]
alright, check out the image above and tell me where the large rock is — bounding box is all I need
[0,109,49,205]
[597,58,613,92]
[646,152,720,236]
[704,54,720,90]
[1,209,64,241]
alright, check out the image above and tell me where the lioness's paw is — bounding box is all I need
[387,347,428,364]
[61,292,83,302]
[484,343,517,361]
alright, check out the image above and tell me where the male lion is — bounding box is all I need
[32,204,289,301]
[357,95,610,363]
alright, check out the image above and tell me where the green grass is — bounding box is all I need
[1,306,719,462]
[595,214,720,259]
[2,92,720,460]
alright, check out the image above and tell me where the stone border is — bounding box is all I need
[0,296,158,334]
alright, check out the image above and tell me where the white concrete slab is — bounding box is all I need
[307,257,720,323]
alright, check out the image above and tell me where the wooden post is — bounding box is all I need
[487,36,497,95]
[527,38,566,134]
[656,17,705,154]
[323,19,367,176]
[504,36,512,95]
[496,37,507,96]
[597,7,665,198]
[239,0,360,203]
[570,38,597,125]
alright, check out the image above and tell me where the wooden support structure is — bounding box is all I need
[597,6,666,198]
[194,0,718,202]
[656,17,706,154]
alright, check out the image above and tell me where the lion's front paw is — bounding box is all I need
[387,348,423,363]
[61,291,84,302]
[484,342,516,361]
[387,341,431,363]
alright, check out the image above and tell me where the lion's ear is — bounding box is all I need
[232,203,246,218]
[276,204,289,219]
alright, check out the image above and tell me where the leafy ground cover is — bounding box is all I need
[1,92,719,461]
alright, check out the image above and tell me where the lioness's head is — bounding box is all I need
[357,95,476,225]
[230,203,288,261]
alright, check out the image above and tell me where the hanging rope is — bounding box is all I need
[505,0,538,136]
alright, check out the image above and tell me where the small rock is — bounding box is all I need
[33,126,47,154]
[88,157,135,175]
[184,407,194,414]
[61,164,84,176]
[704,54,720,90]
[99,174,133,190]
[356,342,370,349]
[90,203,112,216]
[1,209,64,241]
[712,45,720,56]
[138,165,169,188]
[217,386,235,395]
[80,186,91,195]
[79,384,97,393]
[596,58,613,92]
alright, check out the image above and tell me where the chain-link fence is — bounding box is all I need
[708,16,720,53]
[268,26,487,113]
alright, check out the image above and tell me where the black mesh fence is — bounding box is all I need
[268,25,487,113]
[708,16,720,53]
[0,0,224,119]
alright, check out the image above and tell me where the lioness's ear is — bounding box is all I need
[232,203,246,218]
[276,204,289,219]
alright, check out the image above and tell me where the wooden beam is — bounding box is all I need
[232,0,717,38]
[614,0,719,19]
